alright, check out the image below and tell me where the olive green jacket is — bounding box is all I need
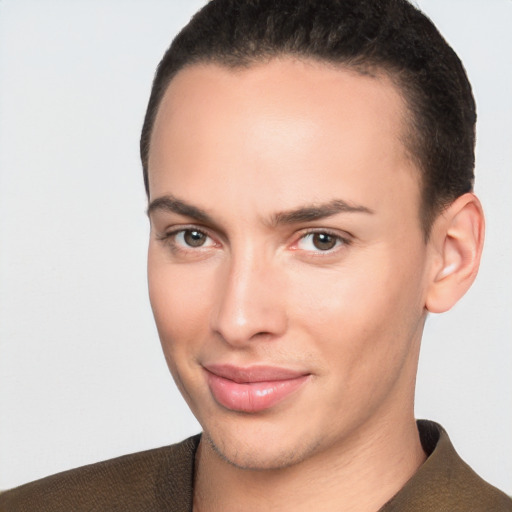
[1,421,510,511]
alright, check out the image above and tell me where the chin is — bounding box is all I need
[201,418,323,471]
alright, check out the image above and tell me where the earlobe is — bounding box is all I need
[425,193,485,314]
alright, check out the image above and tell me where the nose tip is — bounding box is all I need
[210,259,287,347]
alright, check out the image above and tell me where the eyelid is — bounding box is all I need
[290,228,353,253]
[157,223,213,238]
[157,224,221,251]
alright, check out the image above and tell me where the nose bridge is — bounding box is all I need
[211,242,286,346]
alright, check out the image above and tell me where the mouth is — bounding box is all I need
[203,364,310,413]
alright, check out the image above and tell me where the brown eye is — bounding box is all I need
[296,231,344,252]
[183,230,207,247]
[312,233,337,251]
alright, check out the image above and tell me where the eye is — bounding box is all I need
[156,226,220,260]
[173,229,215,248]
[295,231,345,252]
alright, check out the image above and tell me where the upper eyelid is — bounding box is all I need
[178,222,232,244]
[295,227,353,242]
[160,224,215,238]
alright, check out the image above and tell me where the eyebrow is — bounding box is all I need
[147,195,374,226]
[270,199,374,226]
[147,195,214,224]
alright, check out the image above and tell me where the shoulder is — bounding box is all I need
[380,421,512,512]
[0,434,200,512]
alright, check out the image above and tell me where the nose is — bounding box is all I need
[210,250,288,347]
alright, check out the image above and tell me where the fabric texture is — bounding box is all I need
[1,421,510,511]
[0,435,199,512]
[379,420,512,511]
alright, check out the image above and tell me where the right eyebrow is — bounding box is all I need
[147,195,214,224]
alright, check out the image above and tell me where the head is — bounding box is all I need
[141,0,477,238]
[142,0,483,471]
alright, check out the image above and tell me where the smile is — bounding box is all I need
[204,364,310,413]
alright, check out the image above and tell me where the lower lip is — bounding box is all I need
[206,372,309,413]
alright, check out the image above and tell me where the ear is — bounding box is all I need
[425,193,485,314]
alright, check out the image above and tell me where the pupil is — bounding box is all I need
[184,230,205,247]
[313,233,336,250]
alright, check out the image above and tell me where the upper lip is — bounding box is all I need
[204,364,309,383]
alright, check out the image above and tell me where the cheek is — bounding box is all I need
[289,260,425,432]
[286,247,426,372]
[147,249,212,360]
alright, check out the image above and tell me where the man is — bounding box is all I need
[1,0,510,510]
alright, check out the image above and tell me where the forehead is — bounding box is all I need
[148,58,420,220]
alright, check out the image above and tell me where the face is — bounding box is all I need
[147,58,433,470]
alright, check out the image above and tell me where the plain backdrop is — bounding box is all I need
[0,0,511,494]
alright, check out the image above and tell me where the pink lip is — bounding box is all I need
[204,364,310,413]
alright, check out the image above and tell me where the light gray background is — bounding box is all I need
[0,0,511,494]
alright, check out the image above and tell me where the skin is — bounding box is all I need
[146,58,484,512]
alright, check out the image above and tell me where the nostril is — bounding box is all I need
[210,257,288,346]
[211,302,287,347]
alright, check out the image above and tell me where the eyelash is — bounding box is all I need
[157,226,352,256]
[157,226,217,255]
[292,229,352,254]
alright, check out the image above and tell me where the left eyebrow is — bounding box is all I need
[270,199,374,226]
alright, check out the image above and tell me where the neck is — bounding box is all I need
[193,415,426,512]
